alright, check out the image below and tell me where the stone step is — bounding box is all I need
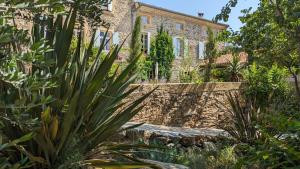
[121,122,231,147]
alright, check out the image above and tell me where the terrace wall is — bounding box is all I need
[129,82,244,129]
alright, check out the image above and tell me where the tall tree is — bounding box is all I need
[128,16,142,63]
[216,0,300,100]
[204,27,217,82]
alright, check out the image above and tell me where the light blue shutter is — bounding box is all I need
[108,1,113,11]
[184,39,189,57]
[173,37,178,58]
[95,30,101,47]
[147,32,151,55]
[199,41,205,59]
[112,32,119,45]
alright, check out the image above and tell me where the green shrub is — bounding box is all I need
[211,68,227,82]
[179,55,203,83]
[235,113,300,168]
[243,63,289,108]
[179,70,203,84]
[220,92,300,168]
[136,54,153,82]
[150,25,175,81]
[134,141,237,169]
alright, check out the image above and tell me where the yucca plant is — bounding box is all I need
[0,0,158,168]
[225,54,244,82]
[216,92,261,144]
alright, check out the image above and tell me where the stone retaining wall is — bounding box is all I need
[129,83,244,128]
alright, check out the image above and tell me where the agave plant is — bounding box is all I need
[0,0,158,168]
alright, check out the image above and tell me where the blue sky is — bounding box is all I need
[139,0,259,31]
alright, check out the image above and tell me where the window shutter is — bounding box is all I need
[112,32,119,45]
[147,32,151,55]
[184,39,189,57]
[108,1,113,11]
[173,37,178,58]
[95,30,101,47]
[198,41,205,59]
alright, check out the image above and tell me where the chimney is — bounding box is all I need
[198,12,204,18]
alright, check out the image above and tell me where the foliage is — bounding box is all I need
[179,70,203,84]
[217,0,300,100]
[204,27,217,82]
[128,16,142,64]
[135,142,237,169]
[225,54,244,82]
[127,16,152,82]
[218,64,289,143]
[0,133,34,169]
[217,68,299,168]
[0,1,157,168]
[215,1,300,168]
[136,54,153,82]
[149,25,175,81]
[219,92,300,168]
[214,0,238,22]
[234,96,300,169]
[179,55,202,83]
[217,92,261,144]
[243,63,289,108]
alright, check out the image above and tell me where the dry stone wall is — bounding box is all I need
[129,83,244,129]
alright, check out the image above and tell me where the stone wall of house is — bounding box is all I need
[137,6,226,82]
[140,13,206,78]
[128,82,244,129]
[99,0,135,59]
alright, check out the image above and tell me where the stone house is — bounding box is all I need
[96,0,230,81]
[9,0,236,82]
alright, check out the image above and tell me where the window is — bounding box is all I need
[201,27,208,37]
[173,37,183,58]
[141,16,150,25]
[141,32,150,54]
[101,1,113,11]
[95,31,111,51]
[175,23,184,31]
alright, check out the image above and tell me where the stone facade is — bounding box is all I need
[11,1,229,81]
[100,0,135,52]
[100,0,228,80]
[127,83,244,128]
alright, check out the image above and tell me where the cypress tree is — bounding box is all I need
[204,27,217,82]
[128,16,142,63]
[150,25,174,81]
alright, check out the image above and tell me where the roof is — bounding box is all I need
[199,52,248,67]
[136,2,229,28]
